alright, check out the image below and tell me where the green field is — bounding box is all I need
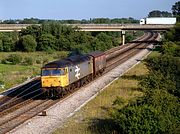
[0,51,68,92]
[53,51,157,134]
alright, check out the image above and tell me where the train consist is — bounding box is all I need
[140,17,176,25]
[41,51,106,98]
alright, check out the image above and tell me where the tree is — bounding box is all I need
[172,1,180,16]
[2,35,14,52]
[161,11,172,17]
[92,18,111,24]
[161,41,177,56]
[148,10,162,17]
[172,1,180,22]
[148,10,172,17]
[20,18,39,24]
[165,23,180,42]
[0,39,3,51]
[140,55,180,97]
[96,32,113,51]
[20,35,37,52]
[0,33,3,51]
[56,35,71,51]
[20,25,42,38]
[37,34,56,51]
[112,90,180,134]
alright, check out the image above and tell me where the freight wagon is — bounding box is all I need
[41,51,106,98]
[140,17,176,25]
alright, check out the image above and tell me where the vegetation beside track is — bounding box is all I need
[53,58,149,134]
[110,24,180,133]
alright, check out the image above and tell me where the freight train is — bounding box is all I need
[41,51,106,98]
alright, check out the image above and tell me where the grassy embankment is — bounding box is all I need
[53,51,160,134]
[0,51,67,92]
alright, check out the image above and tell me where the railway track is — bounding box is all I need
[105,33,146,59]
[106,32,158,71]
[0,81,42,113]
[0,32,159,134]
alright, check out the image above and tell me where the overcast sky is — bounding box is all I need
[0,0,178,20]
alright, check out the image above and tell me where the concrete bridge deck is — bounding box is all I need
[0,24,174,32]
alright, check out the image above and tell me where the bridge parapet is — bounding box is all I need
[71,24,174,31]
[0,24,174,32]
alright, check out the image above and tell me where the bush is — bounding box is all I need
[112,90,180,134]
[0,39,3,52]
[0,80,4,85]
[36,59,41,64]
[2,35,15,52]
[6,54,22,65]
[23,57,33,65]
[1,59,8,64]
[37,34,56,51]
[20,35,37,52]
[43,58,49,65]
[142,55,180,96]
[161,41,179,56]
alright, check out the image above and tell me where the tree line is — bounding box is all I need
[0,17,139,24]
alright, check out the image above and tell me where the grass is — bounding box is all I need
[53,57,150,134]
[0,51,68,92]
[0,64,39,91]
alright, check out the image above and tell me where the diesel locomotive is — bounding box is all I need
[41,51,106,98]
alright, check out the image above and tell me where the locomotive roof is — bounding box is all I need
[42,54,90,69]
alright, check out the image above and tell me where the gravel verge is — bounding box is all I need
[8,44,154,134]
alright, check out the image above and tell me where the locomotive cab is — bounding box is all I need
[41,67,69,88]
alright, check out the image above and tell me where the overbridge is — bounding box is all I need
[71,24,174,31]
[0,24,174,32]
[0,24,174,45]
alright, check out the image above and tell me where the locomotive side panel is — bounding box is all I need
[68,59,93,84]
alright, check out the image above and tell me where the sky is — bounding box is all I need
[0,0,178,20]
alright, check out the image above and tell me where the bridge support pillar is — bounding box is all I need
[122,30,125,45]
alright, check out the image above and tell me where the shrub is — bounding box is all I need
[20,35,37,52]
[36,59,41,64]
[1,59,8,64]
[37,34,56,51]
[0,39,3,51]
[112,90,180,134]
[161,41,178,56]
[43,58,49,65]
[6,54,22,65]
[24,57,33,65]
[2,35,15,52]
[0,80,4,85]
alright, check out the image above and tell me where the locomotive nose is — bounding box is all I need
[41,77,61,87]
